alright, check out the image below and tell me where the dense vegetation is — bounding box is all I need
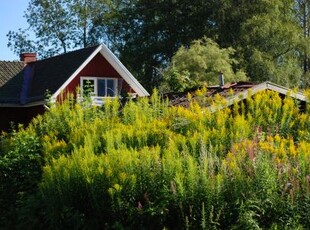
[7,0,310,89]
[1,90,310,229]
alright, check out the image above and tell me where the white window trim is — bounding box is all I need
[80,76,119,98]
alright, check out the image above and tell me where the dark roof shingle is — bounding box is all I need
[0,61,24,87]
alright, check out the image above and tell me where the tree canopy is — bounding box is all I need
[160,37,247,92]
[240,0,305,86]
[7,0,310,89]
[8,0,112,58]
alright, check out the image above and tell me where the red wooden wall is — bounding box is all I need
[58,53,133,100]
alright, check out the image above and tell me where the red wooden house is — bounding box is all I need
[0,44,149,131]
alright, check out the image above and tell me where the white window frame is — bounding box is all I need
[80,77,118,98]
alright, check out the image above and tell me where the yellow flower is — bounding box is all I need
[274,134,281,144]
[288,139,297,157]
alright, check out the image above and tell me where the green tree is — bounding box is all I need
[240,0,305,87]
[110,0,309,90]
[211,0,269,48]
[7,0,310,89]
[107,0,215,91]
[7,0,112,58]
[208,0,310,87]
[295,0,310,87]
[161,37,247,92]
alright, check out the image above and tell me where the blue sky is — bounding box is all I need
[0,0,30,61]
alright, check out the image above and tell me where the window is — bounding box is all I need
[81,77,118,98]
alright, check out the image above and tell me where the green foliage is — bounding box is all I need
[107,0,215,90]
[7,0,112,57]
[1,90,310,228]
[161,37,247,92]
[0,128,43,228]
[240,0,304,87]
[8,0,310,89]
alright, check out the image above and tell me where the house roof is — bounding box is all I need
[0,44,149,107]
[32,45,103,102]
[167,81,307,108]
[0,61,24,87]
[52,44,149,99]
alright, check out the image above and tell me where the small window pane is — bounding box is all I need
[107,79,115,96]
[97,79,106,96]
[83,79,95,96]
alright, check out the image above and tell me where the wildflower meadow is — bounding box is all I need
[1,89,310,229]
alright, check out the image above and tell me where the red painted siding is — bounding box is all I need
[58,53,134,100]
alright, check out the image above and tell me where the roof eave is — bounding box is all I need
[0,100,45,108]
[224,81,307,108]
[264,81,306,101]
[99,44,150,97]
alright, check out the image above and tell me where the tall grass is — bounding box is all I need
[1,89,310,229]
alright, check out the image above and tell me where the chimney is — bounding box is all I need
[219,72,224,87]
[20,53,37,64]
